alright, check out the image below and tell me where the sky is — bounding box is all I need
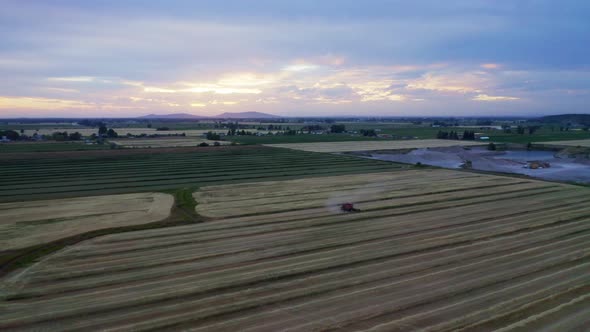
[0,0,589,118]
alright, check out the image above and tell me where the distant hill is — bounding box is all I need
[138,111,280,119]
[215,112,280,119]
[139,113,206,119]
[537,114,590,125]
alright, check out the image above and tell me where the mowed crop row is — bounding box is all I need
[2,170,589,331]
[0,193,173,250]
[0,147,402,202]
[264,138,484,152]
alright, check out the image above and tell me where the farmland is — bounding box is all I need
[0,142,109,153]
[265,139,484,153]
[0,193,173,250]
[535,139,590,147]
[110,137,229,148]
[0,146,402,202]
[228,133,383,145]
[1,169,589,330]
[16,128,277,137]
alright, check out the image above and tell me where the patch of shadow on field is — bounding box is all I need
[0,188,209,278]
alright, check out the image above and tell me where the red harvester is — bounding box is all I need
[341,203,361,213]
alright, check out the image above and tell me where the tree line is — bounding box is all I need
[437,130,476,140]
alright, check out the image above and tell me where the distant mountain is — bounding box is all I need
[138,111,281,119]
[139,113,206,119]
[537,114,590,126]
[215,112,280,119]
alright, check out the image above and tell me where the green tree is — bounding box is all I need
[0,130,20,140]
[69,132,83,141]
[107,128,118,138]
[52,131,69,141]
[206,131,221,140]
[437,131,449,139]
[360,129,377,137]
[330,124,346,133]
[98,124,108,136]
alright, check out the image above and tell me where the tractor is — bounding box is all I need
[341,203,361,213]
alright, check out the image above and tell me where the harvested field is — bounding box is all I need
[0,192,173,250]
[110,138,229,148]
[2,170,590,330]
[265,138,484,152]
[0,147,401,202]
[536,139,590,147]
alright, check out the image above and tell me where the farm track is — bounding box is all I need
[1,170,589,331]
[0,147,402,202]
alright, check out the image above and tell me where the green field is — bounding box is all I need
[489,130,590,144]
[373,126,590,143]
[0,142,110,153]
[0,146,403,202]
[228,133,383,144]
[231,125,590,145]
[3,121,590,148]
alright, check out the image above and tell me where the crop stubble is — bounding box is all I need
[1,170,589,331]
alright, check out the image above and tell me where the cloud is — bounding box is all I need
[48,76,96,82]
[282,64,320,72]
[0,96,92,109]
[406,73,483,94]
[473,94,519,101]
[43,87,80,93]
[481,63,501,69]
[143,87,176,93]
[182,86,261,94]
[0,0,588,116]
